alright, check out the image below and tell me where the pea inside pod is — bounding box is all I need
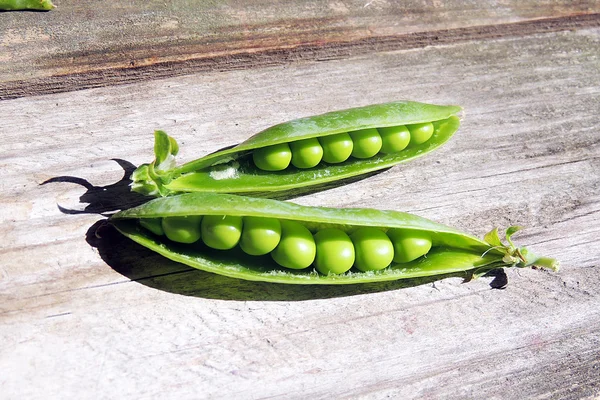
[239,216,281,256]
[111,193,559,285]
[131,101,462,199]
[143,210,426,273]
[201,215,243,250]
[313,229,355,275]
[162,215,202,244]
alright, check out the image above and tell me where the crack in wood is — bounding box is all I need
[466,158,596,180]
[45,312,72,319]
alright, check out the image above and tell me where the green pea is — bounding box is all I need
[140,218,164,236]
[271,220,316,270]
[252,143,292,171]
[350,227,394,271]
[201,215,243,250]
[387,229,432,263]
[162,215,203,244]
[349,128,382,159]
[319,132,354,163]
[240,216,281,256]
[378,125,410,153]
[314,228,355,275]
[407,122,434,145]
[289,138,324,169]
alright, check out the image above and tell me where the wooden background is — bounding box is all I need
[1,1,599,399]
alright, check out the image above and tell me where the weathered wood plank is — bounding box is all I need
[1,28,600,399]
[1,1,599,98]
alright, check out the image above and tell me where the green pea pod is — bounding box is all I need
[110,193,559,285]
[131,101,461,199]
[0,0,54,10]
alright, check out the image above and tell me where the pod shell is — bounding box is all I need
[111,193,503,285]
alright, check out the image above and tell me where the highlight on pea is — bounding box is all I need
[110,193,559,285]
[130,101,462,198]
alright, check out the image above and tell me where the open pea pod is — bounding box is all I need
[131,101,461,199]
[110,193,558,285]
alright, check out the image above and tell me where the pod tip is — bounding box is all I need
[531,256,560,272]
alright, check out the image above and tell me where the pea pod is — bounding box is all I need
[131,101,461,199]
[0,0,54,10]
[110,193,558,285]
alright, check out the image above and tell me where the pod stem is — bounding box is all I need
[130,131,179,196]
[483,226,559,272]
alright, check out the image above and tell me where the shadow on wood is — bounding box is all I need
[41,158,151,215]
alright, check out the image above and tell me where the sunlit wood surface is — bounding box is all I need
[1,2,599,399]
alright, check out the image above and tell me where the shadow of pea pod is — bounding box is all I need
[47,158,505,301]
[41,158,152,215]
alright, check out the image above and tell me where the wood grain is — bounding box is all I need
[1,1,600,98]
[1,24,599,400]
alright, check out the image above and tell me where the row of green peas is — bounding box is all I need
[140,215,433,275]
[253,122,435,171]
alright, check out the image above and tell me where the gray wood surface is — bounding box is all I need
[1,7,599,400]
[1,1,599,98]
